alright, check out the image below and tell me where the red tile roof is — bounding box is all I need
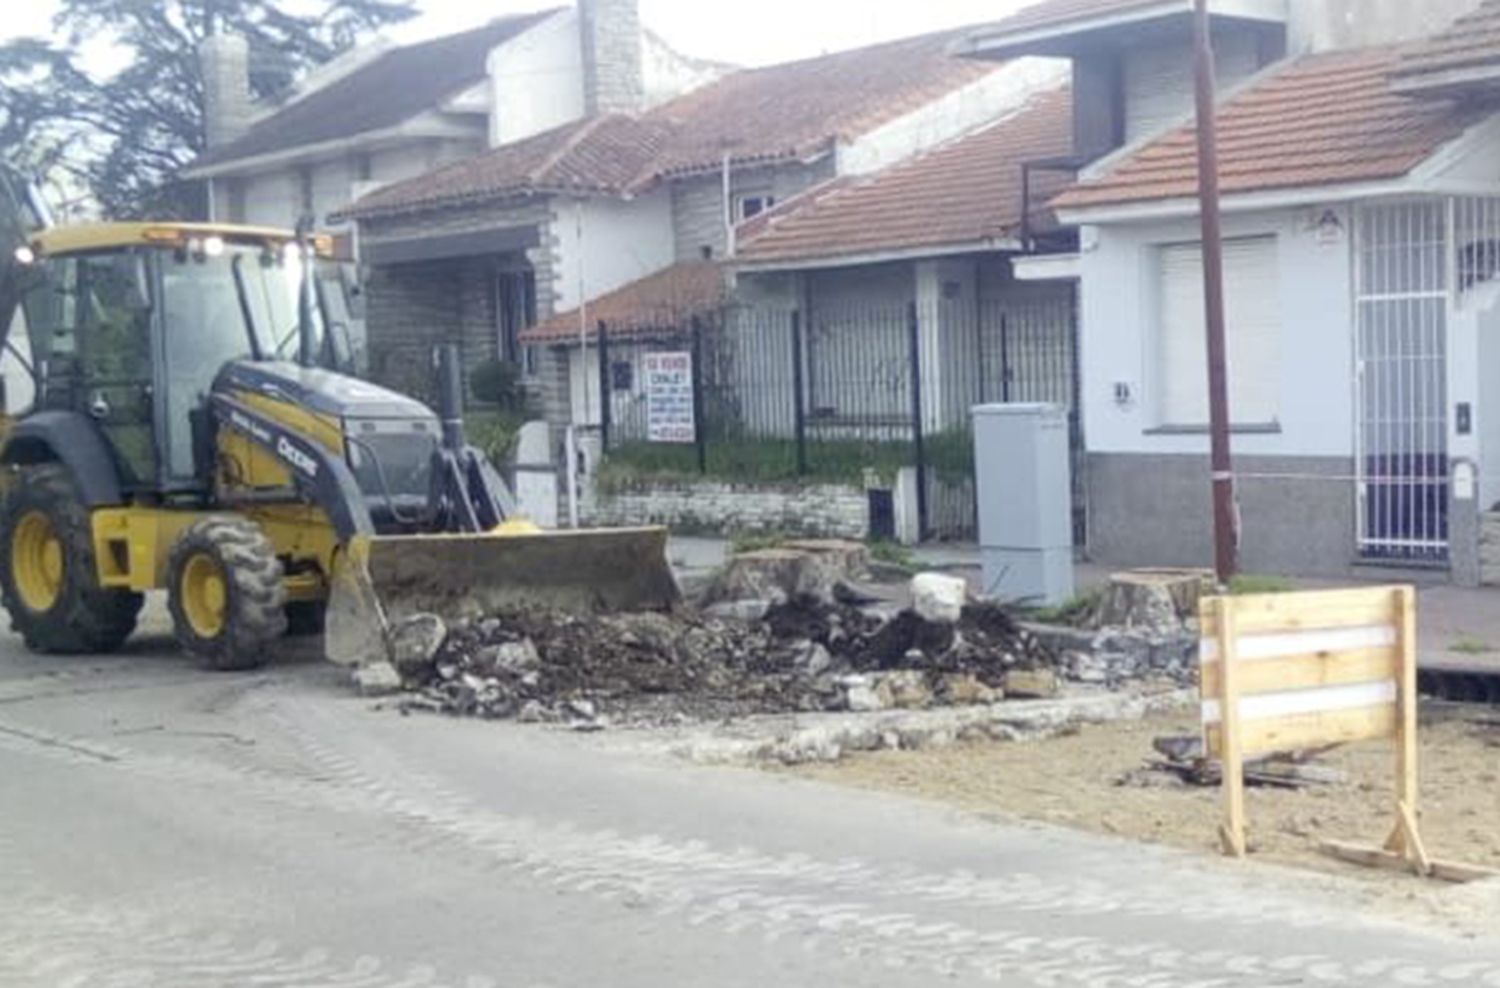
[735,86,1074,266]
[339,28,1000,220]
[335,115,671,219]
[519,262,724,343]
[1391,0,1500,95]
[1052,46,1479,212]
[644,28,997,178]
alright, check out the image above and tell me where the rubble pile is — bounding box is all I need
[385,592,1063,726]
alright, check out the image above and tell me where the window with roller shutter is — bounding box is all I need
[1154,236,1280,427]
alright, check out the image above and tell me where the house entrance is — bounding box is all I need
[1354,202,1449,563]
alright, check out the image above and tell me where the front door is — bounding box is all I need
[15,250,159,488]
[1355,202,1450,563]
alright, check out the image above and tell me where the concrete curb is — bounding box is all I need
[637,688,1196,765]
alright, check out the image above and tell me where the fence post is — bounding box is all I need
[790,310,808,476]
[999,313,1012,403]
[975,308,988,406]
[907,301,929,542]
[596,320,611,452]
[691,316,708,475]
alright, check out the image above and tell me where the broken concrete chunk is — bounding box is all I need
[389,613,447,674]
[941,673,1001,706]
[516,700,550,723]
[911,573,968,625]
[482,639,541,674]
[839,674,889,713]
[354,662,404,697]
[882,670,934,710]
[703,599,776,623]
[1002,668,1061,699]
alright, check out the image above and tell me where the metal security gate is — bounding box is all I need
[977,286,1084,545]
[1354,202,1449,562]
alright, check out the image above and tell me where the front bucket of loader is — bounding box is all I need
[324,527,681,667]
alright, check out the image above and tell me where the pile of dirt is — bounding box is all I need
[392,596,1059,725]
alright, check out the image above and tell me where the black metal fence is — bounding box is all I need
[592,290,1080,541]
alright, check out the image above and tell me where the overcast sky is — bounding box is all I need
[3,0,1038,68]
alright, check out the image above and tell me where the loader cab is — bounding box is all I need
[12,224,360,494]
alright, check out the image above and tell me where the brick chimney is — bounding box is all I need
[579,0,644,115]
[199,34,252,149]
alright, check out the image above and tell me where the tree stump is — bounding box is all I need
[698,541,870,607]
[1092,569,1212,631]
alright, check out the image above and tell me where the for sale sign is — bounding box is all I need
[643,351,695,444]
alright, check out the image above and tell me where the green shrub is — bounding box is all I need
[466,410,527,466]
[1228,574,1295,596]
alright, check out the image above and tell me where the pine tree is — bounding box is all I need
[0,0,417,219]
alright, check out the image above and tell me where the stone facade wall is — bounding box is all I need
[580,0,645,114]
[1480,510,1500,586]
[671,160,838,263]
[199,35,252,150]
[586,480,870,539]
[364,257,496,398]
[359,197,555,397]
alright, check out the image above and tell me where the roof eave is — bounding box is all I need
[952,0,1287,61]
[734,237,1024,273]
[337,182,640,224]
[184,113,483,179]
[1390,63,1500,100]
[1053,176,1430,225]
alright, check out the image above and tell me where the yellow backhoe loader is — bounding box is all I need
[0,170,678,670]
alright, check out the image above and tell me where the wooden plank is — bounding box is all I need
[1319,841,1500,884]
[1200,587,1401,637]
[1396,586,1421,834]
[1207,702,1397,758]
[1201,647,1398,697]
[1215,597,1246,859]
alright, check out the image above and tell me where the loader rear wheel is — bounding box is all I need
[0,464,143,654]
[168,517,288,671]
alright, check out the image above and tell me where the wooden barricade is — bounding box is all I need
[1200,585,1470,878]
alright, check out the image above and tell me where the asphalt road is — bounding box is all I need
[4,602,1500,987]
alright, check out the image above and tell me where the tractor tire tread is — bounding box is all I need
[0,464,142,654]
[167,516,288,672]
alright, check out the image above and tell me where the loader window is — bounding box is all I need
[160,251,257,479]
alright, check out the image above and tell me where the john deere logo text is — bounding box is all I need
[277,437,319,478]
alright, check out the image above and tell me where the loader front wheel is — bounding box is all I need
[0,464,143,654]
[168,517,288,671]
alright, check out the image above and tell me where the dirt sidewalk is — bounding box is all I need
[792,704,1500,878]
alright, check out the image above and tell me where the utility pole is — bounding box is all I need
[1193,0,1238,586]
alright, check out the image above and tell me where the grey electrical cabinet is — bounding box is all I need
[973,403,1074,606]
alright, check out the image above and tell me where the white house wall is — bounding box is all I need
[488,10,587,147]
[837,59,1066,177]
[1122,30,1263,143]
[310,159,353,227]
[550,191,676,316]
[642,31,729,108]
[242,171,300,229]
[1080,205,1355,459]
[1470,284,1500,508]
